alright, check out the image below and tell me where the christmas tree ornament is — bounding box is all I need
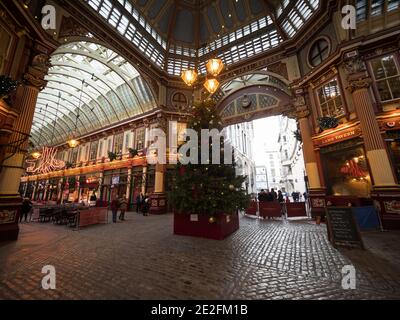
[229,184,235,191]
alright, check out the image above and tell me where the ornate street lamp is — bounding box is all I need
[203,78,220,94]
[181,70,198,87]
[67,80,84,148]
[206,58,224,77]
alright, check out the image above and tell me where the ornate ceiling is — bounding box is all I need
[131,0,282,47]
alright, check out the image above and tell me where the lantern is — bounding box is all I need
[67,138,80,148]
[31,151,41,159]
[206,58,224,77]
[181,70,198,87]
[204,78,220,94]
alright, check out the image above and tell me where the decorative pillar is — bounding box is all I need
[126,167,132,210]
[344,55,400,229]
[293,92,326,218]
[42,179,49,201]
[0,53,49,241]
[150,164,167,214]
[141,166,147,195]
[57,177,63,204]
[149,114,167,214]
[31,180,37,201]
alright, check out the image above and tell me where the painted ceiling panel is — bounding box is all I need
[206,6,220,34]
[148,0,168,19]
[174,9,195,43]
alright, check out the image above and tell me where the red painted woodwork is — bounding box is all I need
[259,202,282,219]
[286,202,307,218]
[173,211,239,240]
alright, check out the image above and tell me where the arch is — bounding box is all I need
[31,41,158,148]
[217,87,292,127]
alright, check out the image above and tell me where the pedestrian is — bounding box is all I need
[119,194,128,221]
[142,194,150,216]
[20,198,32,223]
[110,194,119,223]
[278,190,284,203]
[270,188,278,201]
[136,193,142,213]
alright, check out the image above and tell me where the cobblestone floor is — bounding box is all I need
[0,213,399,300]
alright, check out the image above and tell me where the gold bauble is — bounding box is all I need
[209,216,216,224]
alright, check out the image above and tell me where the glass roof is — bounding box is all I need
[83,0,321,76]
[30,41,157,148]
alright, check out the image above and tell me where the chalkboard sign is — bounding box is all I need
[325,207,364,249]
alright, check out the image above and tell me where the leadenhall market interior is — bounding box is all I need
[0,0,400,301]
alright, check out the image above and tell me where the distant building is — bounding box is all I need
[278,117,307,197]
[255,166,268,191]
[225,122,257,195]
[264,150,282,192]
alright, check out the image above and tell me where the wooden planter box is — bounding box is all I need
[173,211,239,240]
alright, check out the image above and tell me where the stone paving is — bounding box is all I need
[0,212,399,300]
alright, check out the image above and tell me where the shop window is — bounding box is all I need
[370,54,400,102]
[321,139,371,197]
[308,38,330,67]
[317,78,345,118]
[70,148,78,164]
[114,133,124,154]
[386,130,400,183]
[124,132,131,153]
[135,127,145,150]
[90,141,98,161]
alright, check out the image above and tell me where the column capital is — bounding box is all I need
[23,53,51,90]
[343,55,372,93]
[346,76,372,93]
[292,94,310,119]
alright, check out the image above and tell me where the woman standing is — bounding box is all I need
[119,195,128,221]
[110,195,119,223]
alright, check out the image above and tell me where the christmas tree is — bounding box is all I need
[168,99,250,216]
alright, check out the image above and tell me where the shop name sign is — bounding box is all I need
[315,127,360,147]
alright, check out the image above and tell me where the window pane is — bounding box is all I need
[377,80,392,101]
[388,77,400,99]
[371,60,385,80]
[382,56,398,77]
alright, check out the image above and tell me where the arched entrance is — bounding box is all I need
[215,73,325,217]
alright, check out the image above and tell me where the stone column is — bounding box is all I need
[126,167,132,210]
[0,53,49,241]
[57,177,63,204]
[150,164,167,214]
[344,57,398,189]
[293,92,326,218]
[344,55,400,229]
[141,166,147,195]
[42,179,49,201]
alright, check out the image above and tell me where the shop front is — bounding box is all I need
[320,138,372,199]
[313,123,374,204]
[78,174,101,206]
[101,169,129,205]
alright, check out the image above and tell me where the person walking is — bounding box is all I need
[20,198,32,223]
[110,195,119,223]
[119,194,128,221]
[136,193,142,213]
[277,190,284,203]
[142,194,150,216]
